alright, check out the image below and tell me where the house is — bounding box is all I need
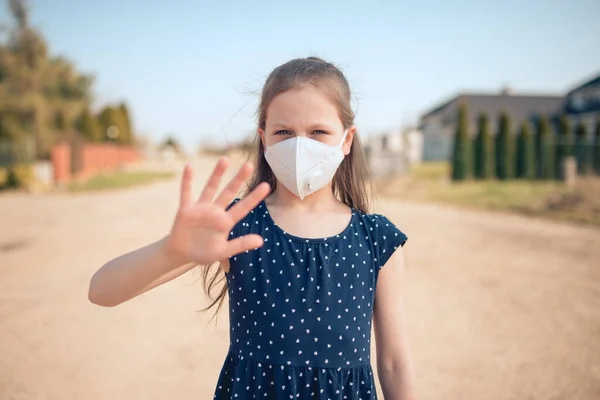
[363,128,423,177]
[136,135,159,161]
[562,71,600,140]
[404,128,424,164]
[419,87,563,161]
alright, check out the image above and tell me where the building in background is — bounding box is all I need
[363,128,423,178]
[418,87,563,161]
[136,135,159,161]
[563,72,600,140]
[404,128,423,165]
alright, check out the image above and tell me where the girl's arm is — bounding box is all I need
[88,235,194,307]
[88,160,269,308]
[373,247,418,400]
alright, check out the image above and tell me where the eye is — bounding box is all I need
[274,130,291,136]
[311,130,328,135]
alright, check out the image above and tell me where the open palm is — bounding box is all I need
[166,158,270,266]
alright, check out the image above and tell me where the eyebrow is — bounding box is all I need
[270,122,337,131]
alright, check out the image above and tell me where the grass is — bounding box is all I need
[68,170,175,192]
[375,162,600,227]
[408,161,450,181]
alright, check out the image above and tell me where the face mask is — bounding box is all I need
[264,130,348,199]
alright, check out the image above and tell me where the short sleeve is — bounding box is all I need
[374,215,407,270]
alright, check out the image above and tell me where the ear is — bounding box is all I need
[258,128,267,148]
[342,126,356,156]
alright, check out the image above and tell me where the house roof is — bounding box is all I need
[565,72,600,96]
[420,92,564,131]
[421,92,563,119]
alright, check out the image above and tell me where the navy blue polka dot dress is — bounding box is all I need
[213,199,407,399]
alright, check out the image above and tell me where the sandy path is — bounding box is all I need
[1,156,599,400]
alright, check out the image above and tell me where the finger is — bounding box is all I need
[227,182,271,223]
[198,157,229,203]
[188,204,233,232]
[179,164,193,208]
[224,234,265,257]
[214,162,254,208]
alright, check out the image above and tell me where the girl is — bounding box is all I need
[89,57,416,399]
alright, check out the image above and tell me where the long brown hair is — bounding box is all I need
[201,57,373,321]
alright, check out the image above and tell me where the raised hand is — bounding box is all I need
[165,158,270,266]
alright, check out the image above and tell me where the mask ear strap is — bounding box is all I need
[339,129,349,148]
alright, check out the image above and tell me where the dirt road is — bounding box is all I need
[1,156,599,400]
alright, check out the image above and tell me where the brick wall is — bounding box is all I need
[51,143,71,184]
[51,142,140,184]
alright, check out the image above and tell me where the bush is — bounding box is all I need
[535,115,554,180]
[495,113,514,180]
[555,114,572,179]
[451,103,471,181]
[516,121,535,179]
[0,167,8,187]
[1,164,36,190]
[594,118,600,175]
[473,113,494,180]
[574,122,591,175]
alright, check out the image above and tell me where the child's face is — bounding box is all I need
[259,86,354,155]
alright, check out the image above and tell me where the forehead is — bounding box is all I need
[265,85,341,127]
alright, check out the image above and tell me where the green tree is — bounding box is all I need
[535,115,554,180]
[0,111,21,140]
[574,122,591,175]
[594,117,600,175]
[117,102,134,145]
[3,0,50,157]
[451,103,471,181]
[555,114,572,179]
[96,103,137,145]
[162,135,179,150]
[0,110,31,165]
[75,108,101,142]
[54,111,67,131]
[535,115,545,178]
[97,106,123,142]
[495,112,513,180]
[473,113,494,179]
[161,135,182,156]
[0,0,94,158]
[515,121,535,179]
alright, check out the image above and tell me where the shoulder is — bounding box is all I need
[356,212,407,243]
[354,211,408,269]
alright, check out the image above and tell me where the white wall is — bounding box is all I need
[405,129,423,164]
[33,161,53,186]
[363,129,424,177]
[421,115,452,161]
[387,131,404,152]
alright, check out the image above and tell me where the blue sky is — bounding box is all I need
[3,0,599,150]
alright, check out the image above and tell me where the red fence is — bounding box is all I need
[51,142,140,184]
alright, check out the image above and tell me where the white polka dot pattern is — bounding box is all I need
[214,200,407,399]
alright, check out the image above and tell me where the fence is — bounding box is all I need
[0,137,36,167]
[51,140,140,184]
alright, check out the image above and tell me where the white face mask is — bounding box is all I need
[264,130,348,199]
